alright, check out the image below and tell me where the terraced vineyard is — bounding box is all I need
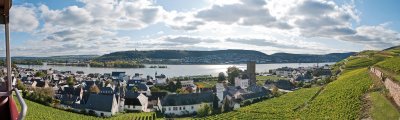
[298,68,373,119]
[198,87,321,119]
[15,98,156,120]
[375,57,400,80]
[344,56,383,70]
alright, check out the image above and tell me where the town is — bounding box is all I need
[1,62,332,118]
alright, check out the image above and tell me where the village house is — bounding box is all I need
[275,67,294,77]
[234,76,249,89]
[58,86,84,106]
[85,94,119,117]
[124,92,149,112]
[178,80,197,92]
[160,92,214,116]
[154,73,167,84]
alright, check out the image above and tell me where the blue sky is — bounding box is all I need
[1,0,399,56]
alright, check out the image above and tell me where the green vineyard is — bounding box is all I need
[197,87,321,119]
[15,98,156,120]
[198,68,373,119]
[298,68,373,119]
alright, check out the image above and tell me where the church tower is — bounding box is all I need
[247,61,256,86]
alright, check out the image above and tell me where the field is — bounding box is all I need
[15,98,156,120]
[195,81,217,88]
[369,92,400,120]
[298,68,373,119]
[198,87,321,119]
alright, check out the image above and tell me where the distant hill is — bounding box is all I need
[94,50,355,64]
[6,55,100,64]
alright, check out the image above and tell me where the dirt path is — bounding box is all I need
[360,94,372,120]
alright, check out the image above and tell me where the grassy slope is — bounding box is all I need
[298,68,373,119]
[199,87,321,119]
[15,98,155,120]
[369,92,400,120]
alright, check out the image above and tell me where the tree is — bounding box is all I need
[272,86,279,96]
[105,80,112,87]
[176,80,182,89]
[218,72,226,82]
[221,98,232,113]
[227,66,241,85]
[167,81,177,92]
[131,86,138,92]
[197,103,212,117]
[150,86,161,92]
[67,76,75,86]
[89,85,100,94]
[35,71,46,77]
[16,79,26,91]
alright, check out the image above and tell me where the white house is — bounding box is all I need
[178,80,197,91]
[234,77,249,89]
[160,92,214,116]
[275,67,294,77]
[155,74,167,84]
[85,94,119,117]
[124,92,149,112]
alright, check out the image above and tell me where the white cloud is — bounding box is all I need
[5,0,400,56]
[10,5,39,32]
[339,25,400,49]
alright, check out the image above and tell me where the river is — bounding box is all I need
[17,62,334,77]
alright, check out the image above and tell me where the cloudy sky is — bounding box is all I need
[1,0,399,56]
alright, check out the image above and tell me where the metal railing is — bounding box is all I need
[13,88,27,120]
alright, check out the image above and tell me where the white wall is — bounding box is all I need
[162,103,212,116]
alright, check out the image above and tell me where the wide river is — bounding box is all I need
[17,62,334,77]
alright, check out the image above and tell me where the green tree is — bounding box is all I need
[150,86,161,92]
[227,66,241,85]
[89,85,100,94]
[167,81,176,92]
[35,71,46,78]
[67,76,75,86]
[16,79,26,91]
[218,72,226,82]
[197,103,212,117]
[131,86,138,92]
[176,80,182,89]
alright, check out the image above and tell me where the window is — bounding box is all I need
[168,107,171,111]
[179,107,182,110]
[191,106,194,109]
[173,107,177,110]
[183,107,186,110]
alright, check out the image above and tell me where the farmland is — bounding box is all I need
[15,98,156,120]
[198,87,321,119]
[298,68,373,119]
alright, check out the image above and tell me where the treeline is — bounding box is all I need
[89,61,145,68]
[12,59,43,65]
